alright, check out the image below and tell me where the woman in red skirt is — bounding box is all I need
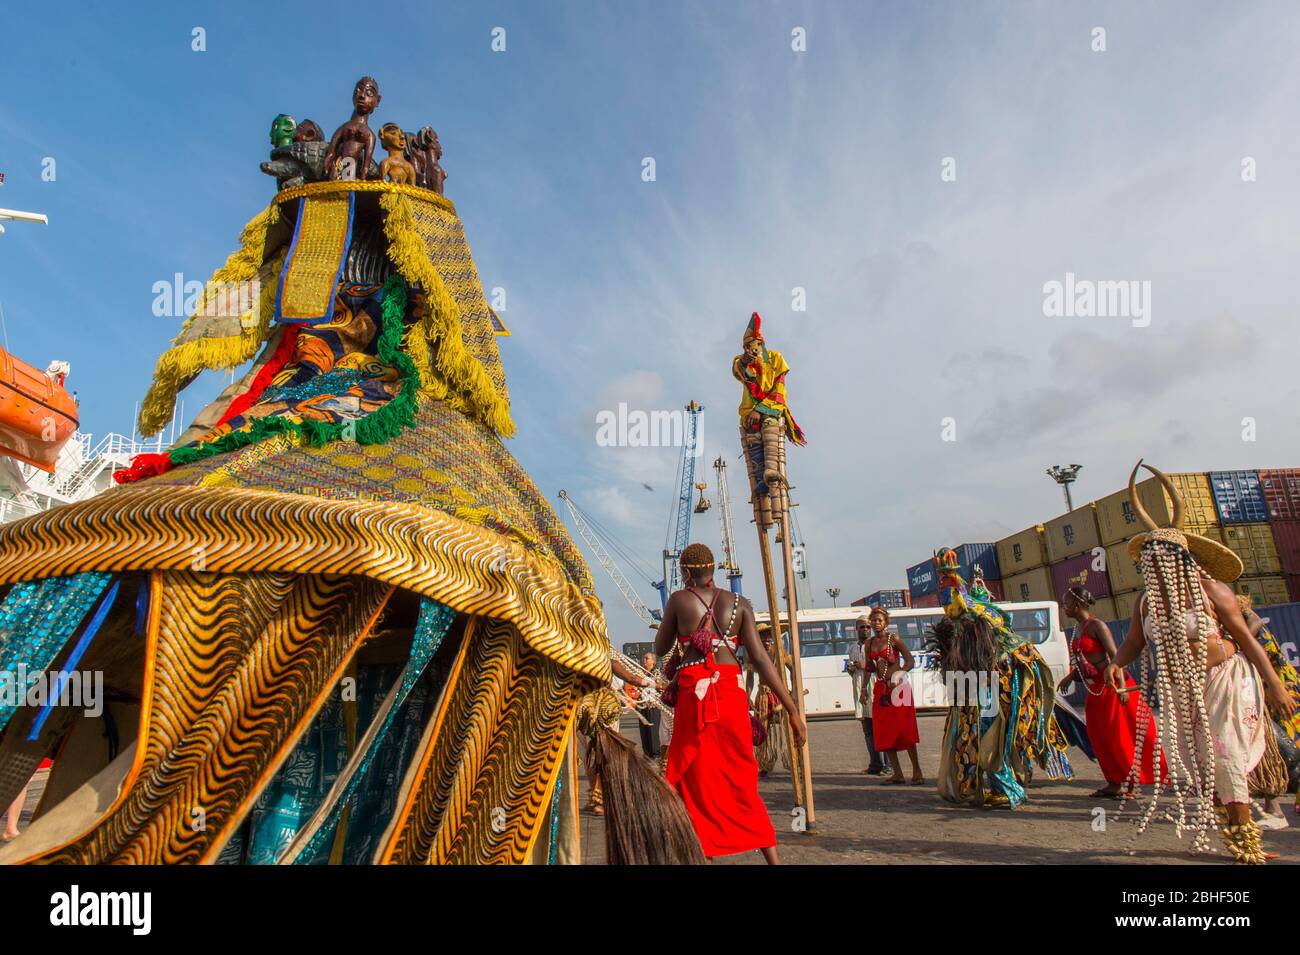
[1058,586,1163,797]
[654,543,807,863]
[866,608,923,785]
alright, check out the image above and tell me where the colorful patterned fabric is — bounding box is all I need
[199,283,404,441]
[1259,622,1300,743]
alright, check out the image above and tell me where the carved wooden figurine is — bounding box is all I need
[324,76,381,181]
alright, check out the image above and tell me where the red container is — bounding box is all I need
[1260,469,1300,522]
[1049,552,1112,601]
[982,579,1005,601]
[1289,574,1300,603]
[1271,520,1300,576]
[910,593,941,608]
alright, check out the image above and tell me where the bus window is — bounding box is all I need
[622,641,654,660]
[1006,609,1052,645]
[889,613,942,653]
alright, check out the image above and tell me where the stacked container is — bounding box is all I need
[1096,471,1221,621]
[996,524,1048,578]
[1211,470,1289,604]
[1260,468,1300,601]
[853,589,910,610]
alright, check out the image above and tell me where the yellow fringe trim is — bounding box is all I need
[380,191,515,437]
[138,206,282,435]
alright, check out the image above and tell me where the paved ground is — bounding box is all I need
[582,711,1300,865]
[16,714,1297,865]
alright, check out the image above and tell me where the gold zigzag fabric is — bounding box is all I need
[24,571,393,865]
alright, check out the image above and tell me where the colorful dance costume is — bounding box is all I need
[1070,628,1163,785]
[931,552,1072,808]
[870,637,920,751]
[666,590,777,858]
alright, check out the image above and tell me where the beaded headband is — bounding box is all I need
[680,560,715,570]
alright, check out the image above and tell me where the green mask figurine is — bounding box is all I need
[270,114,297,148]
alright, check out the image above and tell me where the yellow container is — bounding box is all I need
[1234,575,1290,607]
[1105,541,1143,593]
[1095,472,1218,547]
[1003,567,1053,603]
[1044,504,1102,564]
[1220,523,1282,577]
[1113,588,1142,622]
[996,524,1048,575]
[1090,596,1118,623]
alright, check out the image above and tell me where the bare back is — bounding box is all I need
[671,586,742,666]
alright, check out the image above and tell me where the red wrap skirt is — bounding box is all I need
[1084,673,1163,785]
[666,662,777,858]
[872,678,920,751]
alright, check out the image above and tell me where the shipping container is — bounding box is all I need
[1113,589,1142,623]
[996,524,1048,574]
[1210,470,1269,524]
[1044,503,1102,563]
[910,592,941,608]
[982,578,1005,601]
[1220,523,1282,577]
[1104,541,1143,592]
[859,589,909,610]
[1003,567,1053,604]
[1288,575,1300,603]
[1095,472,1217,546]
[1234,575,1291,607]
[1089,597,1118,623]
[1270,520,1300,576]
[1049,552,1113,601]
[952,542,1001,582]
[907,560,938,599]
[1260,468,1300,522]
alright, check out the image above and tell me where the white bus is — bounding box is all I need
[756,602,1070,718]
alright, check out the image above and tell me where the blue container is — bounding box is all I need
[954,542,1001,582]
[864,589,908,609]
[1210,470,1268,524]
[907,560,938,598]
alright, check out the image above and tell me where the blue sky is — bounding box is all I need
[4,2,1300,640]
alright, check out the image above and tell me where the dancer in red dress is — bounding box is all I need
[866,609,923,785]
[653,543,806,863]
[1058,586,1163,796]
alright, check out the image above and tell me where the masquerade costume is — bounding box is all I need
[0,124,611,863]
[665,588,776,858]
[732,312,805,534]
[929,551,1072,809]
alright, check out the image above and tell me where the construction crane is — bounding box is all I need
[656,400,703,607]
[557,490,661,628]
[713,456,743,594]
[0,207,48,236]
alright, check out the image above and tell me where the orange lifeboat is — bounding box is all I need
[0,346,78,472]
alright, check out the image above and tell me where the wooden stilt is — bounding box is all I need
[775,488,815,829]
[754,518,805,810]
[741,426,814,829]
